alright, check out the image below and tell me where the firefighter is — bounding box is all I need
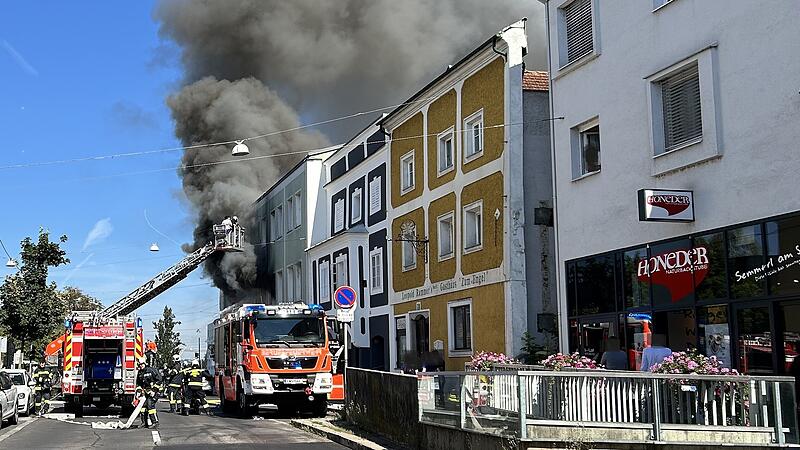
[33,360,52,416]
[166,357,183,413]
[183,359,213,415]
[136,359,162,428]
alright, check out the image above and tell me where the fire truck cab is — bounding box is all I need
[213,303,333,417]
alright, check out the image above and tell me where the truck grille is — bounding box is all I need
[265,356,317,370]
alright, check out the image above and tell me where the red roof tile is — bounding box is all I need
[523,70,549,91]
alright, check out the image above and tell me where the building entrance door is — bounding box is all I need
[578,316,620,363]
[734,303,775,374]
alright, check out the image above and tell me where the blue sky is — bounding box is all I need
[1,1,218,357]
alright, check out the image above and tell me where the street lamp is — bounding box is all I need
[0,240,17,269]
[149,243,160,252]
[231,140,250,157]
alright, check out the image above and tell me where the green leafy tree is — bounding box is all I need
[58,286,103,311]
[0,230,69,361]
[153,306,182,369]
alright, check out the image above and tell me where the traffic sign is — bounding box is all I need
[334,285,357,309]
[336,309,355,323]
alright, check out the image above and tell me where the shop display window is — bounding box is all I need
[782,303,800,373]
[648,239,695,307]
[765,216,800,296]
[693,232,727,301]
[728,224,766,299]
[698,305,731,368]
[624,313,652,371]
[653,309,697,352]
[623,247,650,309]
[737,306,773,374]
[575,255,616,315]
[567,262,578,317]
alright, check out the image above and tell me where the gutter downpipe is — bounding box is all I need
[539,0,567,352]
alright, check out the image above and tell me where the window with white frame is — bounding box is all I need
[286,265,295,300]
[271,206,283,240]
[463,111,483,160]
[401,224,417,271]
[577,121,600,176]
[269,210,276,240]
[369,176,382,215]
[437,212,454,260]
[286,195,295,229]
[438,128,454,174]
[463,201,483,252]
[333,255,347,290]
[560,0,594,66]
[334,198,345,233]
[369,248,383,295]
[293,263,302,301]
[400,151,415,193]
[293,192,302,229]
[659,63,702,153]
[318,261,330,301]
[448,299,472,354]
[275,270,283,302]
[653,0,674,10]
[351,188,362,224]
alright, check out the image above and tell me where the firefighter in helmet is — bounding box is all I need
[183,359,213,415]
[136,358,162,428]
[33,358,52,416]
[166,355,183,413]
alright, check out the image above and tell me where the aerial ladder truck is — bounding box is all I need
[45,222,245,417]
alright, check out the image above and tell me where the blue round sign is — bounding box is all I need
[334,285,357,309]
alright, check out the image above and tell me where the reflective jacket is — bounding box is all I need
[184,368,212,390]
[33,369,51,391]
[169,370,184,389]
[136,366,162,390]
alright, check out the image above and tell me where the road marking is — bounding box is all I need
[0,417,35,444]
[152,430,161,446]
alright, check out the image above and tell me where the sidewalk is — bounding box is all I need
[290,417,404,450]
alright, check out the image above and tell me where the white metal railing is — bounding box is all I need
[417,370,799,445]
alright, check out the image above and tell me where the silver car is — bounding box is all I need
[0,372,19,428]
[1,370,33,416]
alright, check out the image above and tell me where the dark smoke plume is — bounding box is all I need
[155,0,544,295]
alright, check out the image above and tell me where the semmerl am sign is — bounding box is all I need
[638,189,694,222]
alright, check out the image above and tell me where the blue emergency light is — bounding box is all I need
[136,317,143,328]
[244,305,266,316]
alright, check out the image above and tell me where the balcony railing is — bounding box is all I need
[418,370,798,445]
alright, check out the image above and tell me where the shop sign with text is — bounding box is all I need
[637,246,709,302]
[638,189,694,222]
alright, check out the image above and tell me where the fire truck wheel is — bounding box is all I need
[311,398,327,418]
[73,398,84,418]
[276,402,295,418]
[236,386,250,418]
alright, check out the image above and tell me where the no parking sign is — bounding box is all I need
[334,285,356,322]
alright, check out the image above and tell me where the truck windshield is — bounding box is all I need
[253,317,325,346]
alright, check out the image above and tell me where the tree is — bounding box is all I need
[0,230,69,361]
[58,286,103,312]
[153,306,182,369]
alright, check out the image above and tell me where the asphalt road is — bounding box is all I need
[0,398,346,450]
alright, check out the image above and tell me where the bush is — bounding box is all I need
[468,351,518,370]
[541,352,601,370]
[649,349,740,375]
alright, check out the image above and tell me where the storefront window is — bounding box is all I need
[693,232,726,301]
[781,303,800,373]
[623,247,650,309]
[567,262,577,317]
[697,305,731,368]
[737,306,773,374]
[765,217,800,296]
[625,313,652,371]
[648,239,695,307]
[653,309,697,352]
[728,224,766,299]
[575,255,616,315]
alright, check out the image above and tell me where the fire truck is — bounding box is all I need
[212,303,334,417]
[45,221,245,417]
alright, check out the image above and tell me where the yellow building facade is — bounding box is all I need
[383,21,537,371]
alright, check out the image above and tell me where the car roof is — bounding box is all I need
[0,369,25,373]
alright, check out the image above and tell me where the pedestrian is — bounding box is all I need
[183,359,214,415]
[600,338,628,370]
[640,334,673,372]
[33,359,52,416]
[136,359,162,428]
[167,356,184,413]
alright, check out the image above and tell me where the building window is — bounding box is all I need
[560,0,594,66]
[438,128,454,174]
[653,0,674,11]
[286,265,295,300]
[319,261,330,301]
[275,270,283,302]
[659,63,702,153]
[463,111,483,161]
[351,188,362,224]
[286,195,295,230]
[334,198,345,233]
[369,248,383,295]
[395,317,407,369]
[271,206,283,240]
[369,176,382,215]
[463,201,483,252]
[579,123,600,175]
[285,263,302,301]
[401,224,417,271]
[293,192,302,229]
[437,212,454,260]
[448,300,472,354]
[400,150,415,194]
[333,255,347,290]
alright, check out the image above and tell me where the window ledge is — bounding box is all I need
[370,288,383,296]
[653,137,703,159]
[400,185,415,196]
[463,244,483,255]
[402,263,417,273]
[555,51,601,80]
[571,169,600,182]
[437,253,455,263]
[449,350,473,358]
[437,165,455,177]
[464,151,484,164]
[652,0,676,13]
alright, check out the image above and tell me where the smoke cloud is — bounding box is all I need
[155,0,544,296]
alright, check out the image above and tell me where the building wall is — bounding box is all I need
[461,57,505,174]
[544,1,800,348]
[390,113,424,208]
[426,90,457,190]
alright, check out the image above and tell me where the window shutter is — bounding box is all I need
[369,177,381,214]
[661,63,702,151]
[564,0,593,63]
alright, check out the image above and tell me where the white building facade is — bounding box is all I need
[543,0,800,374]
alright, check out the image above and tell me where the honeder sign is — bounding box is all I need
[638,189,695,222]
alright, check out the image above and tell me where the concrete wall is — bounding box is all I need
[544,0,800,348]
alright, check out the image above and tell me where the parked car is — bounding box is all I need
[0,372,19,428]
[1,370,33,416]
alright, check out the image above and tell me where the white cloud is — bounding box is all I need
[82,218,113,251]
